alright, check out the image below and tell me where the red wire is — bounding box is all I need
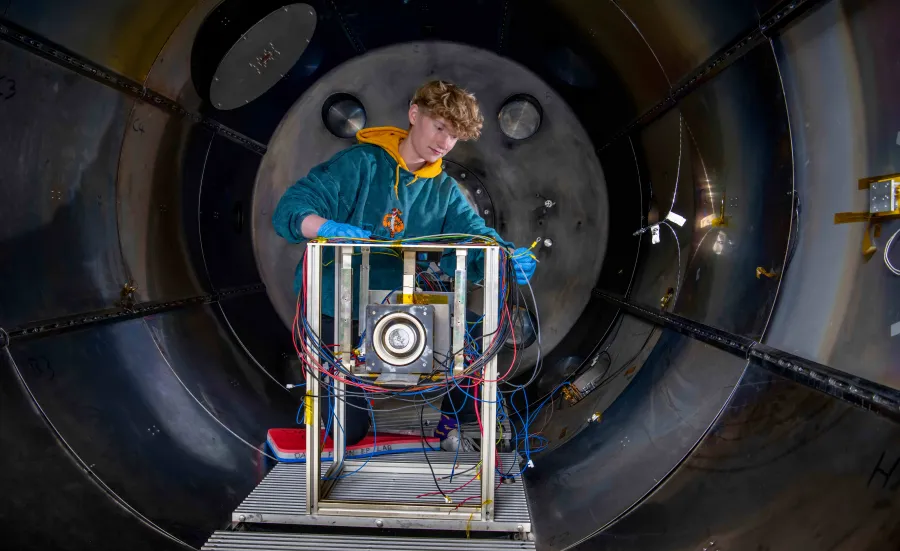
[292,247,521,397]
[415,469,480,498]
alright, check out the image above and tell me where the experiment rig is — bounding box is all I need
[205,234,547,549]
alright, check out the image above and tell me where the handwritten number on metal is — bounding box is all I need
[0,76,16,101]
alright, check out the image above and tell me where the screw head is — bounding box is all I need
[543,238,553,247]
[460,172,467,179]
[544,199,554,208]
[375,519,384,528]
[483,209,490,215]
[239,515,246,521]
[476,188,482,195]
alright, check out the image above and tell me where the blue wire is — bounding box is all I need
[383,287,400,304]
[440,380,465,482]
[323,389,376,480]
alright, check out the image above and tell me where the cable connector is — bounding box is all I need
[286,383,304,390]
[526,459,535,469]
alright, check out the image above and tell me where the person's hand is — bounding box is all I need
[316,220,372,240]
[511,247,537,285]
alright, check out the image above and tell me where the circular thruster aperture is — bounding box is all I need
[372,312,427,367]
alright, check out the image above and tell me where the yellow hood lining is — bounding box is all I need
[356,126,444,198]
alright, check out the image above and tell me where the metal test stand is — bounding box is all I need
[302,241,506,529]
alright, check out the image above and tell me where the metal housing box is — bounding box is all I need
[365,304,434,375]
[869,179,898,213]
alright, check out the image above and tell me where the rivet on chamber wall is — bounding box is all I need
[484,209,491,215]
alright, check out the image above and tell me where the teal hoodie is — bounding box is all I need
[272,126,509,317]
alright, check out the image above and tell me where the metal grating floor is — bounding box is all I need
[233,452,531,533]
[202,532,536,550]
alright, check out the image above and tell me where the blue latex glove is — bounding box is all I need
[316,220,372,240]
[511,247,537,285]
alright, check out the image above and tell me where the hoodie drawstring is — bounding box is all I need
[394,164,400,199]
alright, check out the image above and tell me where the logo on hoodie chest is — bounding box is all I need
[382,208,405,238]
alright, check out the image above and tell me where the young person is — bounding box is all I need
[273,80,536,444]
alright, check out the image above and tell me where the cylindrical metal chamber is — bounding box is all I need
[0,1,898,550]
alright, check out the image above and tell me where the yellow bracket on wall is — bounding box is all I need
[833,174,899,258]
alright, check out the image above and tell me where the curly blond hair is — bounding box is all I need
[412,80,483,141]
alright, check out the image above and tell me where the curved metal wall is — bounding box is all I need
[573,362,900,550]
[0,41,131,326]
[1,1,898,550]
[767,0,900,391]
[4,0,198,81]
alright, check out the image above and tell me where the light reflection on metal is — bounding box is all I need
[712,230,727,255]
[685,122,715,219]
[321,93,367,139]
[498,94,543,140]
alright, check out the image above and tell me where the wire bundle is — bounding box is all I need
[289,233,564,496]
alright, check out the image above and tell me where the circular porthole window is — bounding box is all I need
[498,94,542,140]
[322,93,367,138]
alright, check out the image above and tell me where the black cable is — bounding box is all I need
[419,404,448,499]
[592,328,656,390]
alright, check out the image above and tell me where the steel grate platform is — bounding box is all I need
[202,532,536,550]
[233,452,532,533]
